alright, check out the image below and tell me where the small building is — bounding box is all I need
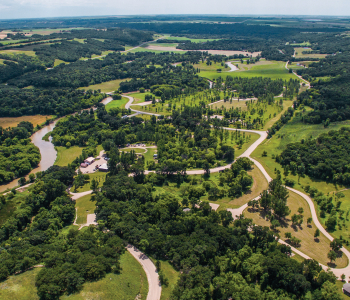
[98,163,108,172]
[183,208,191,213]
[84,157,95,165]
[80,163,88,168]
[343,283,350,296]
[153,154,158,159]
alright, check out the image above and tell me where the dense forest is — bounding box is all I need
[0,166,126,299]
[0,87,105,117]
[295,33,350,124]
[0,122,40,183]
[93,171,340,299]
[278,127,350,184]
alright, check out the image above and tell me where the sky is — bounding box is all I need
[0,0,349,20]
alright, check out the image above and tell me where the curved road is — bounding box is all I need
[71,191,162,300]
[122,82,350,280]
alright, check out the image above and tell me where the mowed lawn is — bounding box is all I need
[54,146,83,166]
[76,172,107,193]
[0,252,148,300]
[78,78,131,93]
[0,115,51,128]
[75,194,96,224]
[244,190,349,268]
[199,60,296,81]
[105,97,129,111]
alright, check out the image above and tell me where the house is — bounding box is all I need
[98,163,108,172]
[80,163,88,168]
[343,283,350,296]
[84,157,95,165]
[183,208,191,213]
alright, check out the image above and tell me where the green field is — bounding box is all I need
[76,172,107,193]
[75,194,96,224]
[54,146,83,166]
[105,97,129,111]
[199,60,296,81]
[193,61,230,72]
[78,78,131,93]
[0,251,148,300]
[127,92,153,104]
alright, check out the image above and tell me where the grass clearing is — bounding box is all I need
[0,115,51,128]
[0,251,148,300]
[54,146,83,167]
[54,59,69,66]
[75,194,96,224]
[105,97,129,111]
[0,191,28,226]
[76,172,107,193]
[193,61,230,72]
[244,190,349,268]
[164,36,219,43]
[78,78,131,93]
[63,251,148,300]
[0,267,40,300]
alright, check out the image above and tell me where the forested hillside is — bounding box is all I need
[0,122,40,183]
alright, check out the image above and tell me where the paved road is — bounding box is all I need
[127,244,161,300]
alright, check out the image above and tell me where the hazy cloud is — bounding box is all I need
[0,0,349,19]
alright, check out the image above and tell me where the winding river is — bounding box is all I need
[0,97,114,193]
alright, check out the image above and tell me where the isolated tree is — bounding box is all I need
[314,228,320,241]
[327,250,337,264]
[330,239,342,251]
[307,217,312,226]
[297,207,304,215]
[90,178,99,193]
[285,232,292,239]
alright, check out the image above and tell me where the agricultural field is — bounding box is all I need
[244,190,349,268]
[294,47,328,59]
[78,78,131,93]
[54,146,83,167]
[199,60,296,81]
[0,115,51,128]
